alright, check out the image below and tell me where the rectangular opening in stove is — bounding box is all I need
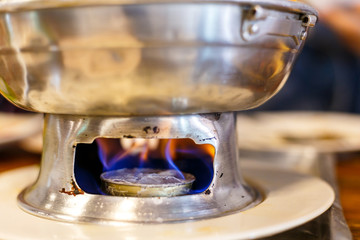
[74,138,215,197]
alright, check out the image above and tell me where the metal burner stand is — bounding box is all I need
[18,112,260,223]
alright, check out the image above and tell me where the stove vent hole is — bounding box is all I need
[74,138,215,196]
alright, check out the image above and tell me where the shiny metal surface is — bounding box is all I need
[18,113,261,223]
[0,0,318,14]
[100,169,195,197]
[0,2,316,116]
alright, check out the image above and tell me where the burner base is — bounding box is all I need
[18,113,261,223]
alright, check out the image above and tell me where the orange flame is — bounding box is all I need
[99,138,215,170]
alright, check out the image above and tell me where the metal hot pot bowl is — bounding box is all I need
[0,0,316,116]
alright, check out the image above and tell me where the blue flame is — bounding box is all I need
[175,147,214,193]
[89,138,215,194]
[96,140,109,170]
[96,139,141,172]
[97,141,128,171]
[165,140,185,179]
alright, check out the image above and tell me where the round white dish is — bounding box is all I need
[0,165,334,240]
[237,111,360,152]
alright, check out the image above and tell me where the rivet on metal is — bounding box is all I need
[248,24,260,35]
[301,15,317,27]
[248,5,267,20]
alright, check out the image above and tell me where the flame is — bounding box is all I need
[201,144,216,158]
[139,144,149,162]
[169,139,215,158]
[165,140,184,179]
[97,138,214,170]
[97,138,142,170]
[95,137,215,193]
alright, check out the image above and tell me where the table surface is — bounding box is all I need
[336,152,360,240]
[0,148,359,239]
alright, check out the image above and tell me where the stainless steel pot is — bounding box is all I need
[0,0,317,115]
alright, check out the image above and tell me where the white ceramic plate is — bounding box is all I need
[237,111,360,153]
[0,165,334,240]
[0,113,42,147]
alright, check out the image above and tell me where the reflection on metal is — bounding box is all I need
[0,1,316,116]
[18,113,261,223]
[100,168,195,197]
[241,5,317,45]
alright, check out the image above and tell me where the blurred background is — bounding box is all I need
[243,1,360,237]
[255,0,360,112]
[0,0,359,238]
